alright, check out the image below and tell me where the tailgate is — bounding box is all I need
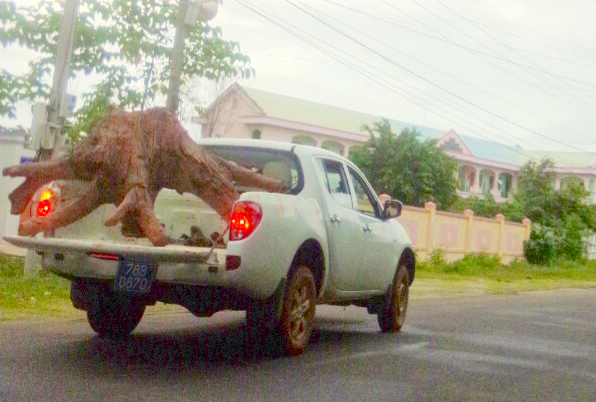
[3,235,220,263]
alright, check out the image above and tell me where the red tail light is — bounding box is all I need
[36,189,54,217]
[229,201,262,241]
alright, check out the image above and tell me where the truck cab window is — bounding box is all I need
[319,159,353,209]
[348,167,381,218]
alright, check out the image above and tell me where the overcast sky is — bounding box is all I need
[2,0,596,155]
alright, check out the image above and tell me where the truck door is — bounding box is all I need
[316,158,370,292]
[345,166,395,291]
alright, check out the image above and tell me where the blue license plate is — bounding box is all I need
[113,259,157,294]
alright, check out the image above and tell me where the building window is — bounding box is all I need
[442,138,463,153]
[321,140,345,156]
[457,165,476,192]
[498,173,512,198]
[251,129,261,139]
[479,169,495,195]
[560,176,584,190]
[291,134,317,147]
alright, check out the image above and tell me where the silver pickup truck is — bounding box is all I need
[5,139,415,356]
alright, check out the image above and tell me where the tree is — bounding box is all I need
[350,119,457,209]
[516,158,555,222]
[0,0,252,135]
[517,157,596,262]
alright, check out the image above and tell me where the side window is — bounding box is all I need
[318,159,353,209]
[348,167,381,218]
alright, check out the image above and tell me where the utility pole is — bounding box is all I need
[166,0,190,114]
[166,0,219,115]
[35,0,79,160]
[47,0,79,158]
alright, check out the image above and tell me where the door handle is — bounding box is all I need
[362,224,372,234]
[330,214,341,225]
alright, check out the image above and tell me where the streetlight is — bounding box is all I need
[166,0,219,114]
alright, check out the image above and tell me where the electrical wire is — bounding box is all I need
[383,0,596,114]
[234,0,545,163]
[318,0,596,155]
[287,0,595,157]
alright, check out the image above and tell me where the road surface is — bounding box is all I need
[1,288,595,401]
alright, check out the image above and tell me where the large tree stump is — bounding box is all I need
[3,108,283,246]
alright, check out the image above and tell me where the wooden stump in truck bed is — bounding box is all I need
[2,108,283,246]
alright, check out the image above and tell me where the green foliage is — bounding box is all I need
[524,226,554,265]
[418,251,596,284]
[446,253,503,276]
[516,157,596,262]
[554,214,586,261]
[350,120,457,209]
[517,158,555,218]
[450,195,526,222]
[427,249,448,270]
[0,0,252,138]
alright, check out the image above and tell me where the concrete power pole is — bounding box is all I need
[166,0,190,115]
[166,0,218,115]
[39,0,80,159]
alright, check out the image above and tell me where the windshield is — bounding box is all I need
[205,145,303,194]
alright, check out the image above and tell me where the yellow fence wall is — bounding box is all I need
[396,202,531,263]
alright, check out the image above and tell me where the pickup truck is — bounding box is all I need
[5,139,415,356]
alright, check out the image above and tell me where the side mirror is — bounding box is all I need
[383,199,402,219]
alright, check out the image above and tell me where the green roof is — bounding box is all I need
[457,135,596,168]
[242,86,443,139]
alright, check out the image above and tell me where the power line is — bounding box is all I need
[323,0,596,90]
[290,1,592,166]
[422,0,596,62]
[287,0,593,156]
[383,0,596,114]
[416,0,596,109]
[234,0,546,163]
[309,1,594,155]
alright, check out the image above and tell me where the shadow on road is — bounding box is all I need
[64,313,423,376]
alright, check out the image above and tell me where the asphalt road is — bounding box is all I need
[1,288,595,401]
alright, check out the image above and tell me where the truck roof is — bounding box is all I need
[195,138,350,160]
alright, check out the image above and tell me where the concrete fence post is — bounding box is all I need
[463,209,474,254]
[522,217,531,242]
[424,201,436,254]
[495,214,505,256]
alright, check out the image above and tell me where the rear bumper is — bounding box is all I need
[3,235,284,300]
[3,235,258,294]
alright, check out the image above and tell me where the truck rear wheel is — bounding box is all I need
[377,264,409,332]
[246,265,316,356]
[86,285,145,339]
[278,265,316,356]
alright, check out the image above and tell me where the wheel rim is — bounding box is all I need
[288,282,312,341]
[396,277,409,317]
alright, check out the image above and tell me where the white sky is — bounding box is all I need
[2,0,596,155]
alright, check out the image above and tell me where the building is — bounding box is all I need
[194,83,596,205]
[0,127,36,255]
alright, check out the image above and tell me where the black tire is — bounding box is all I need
[278,265,316,356]
[377,264,409,332]
[86,285,145,339]
[245,265,316,356]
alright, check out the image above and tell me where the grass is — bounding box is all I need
[1,251,595,321]
[411,251,596,299]
[0,254,74,321]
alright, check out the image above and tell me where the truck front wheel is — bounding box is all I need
[377,264,409,332]
[86,285,145,339]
